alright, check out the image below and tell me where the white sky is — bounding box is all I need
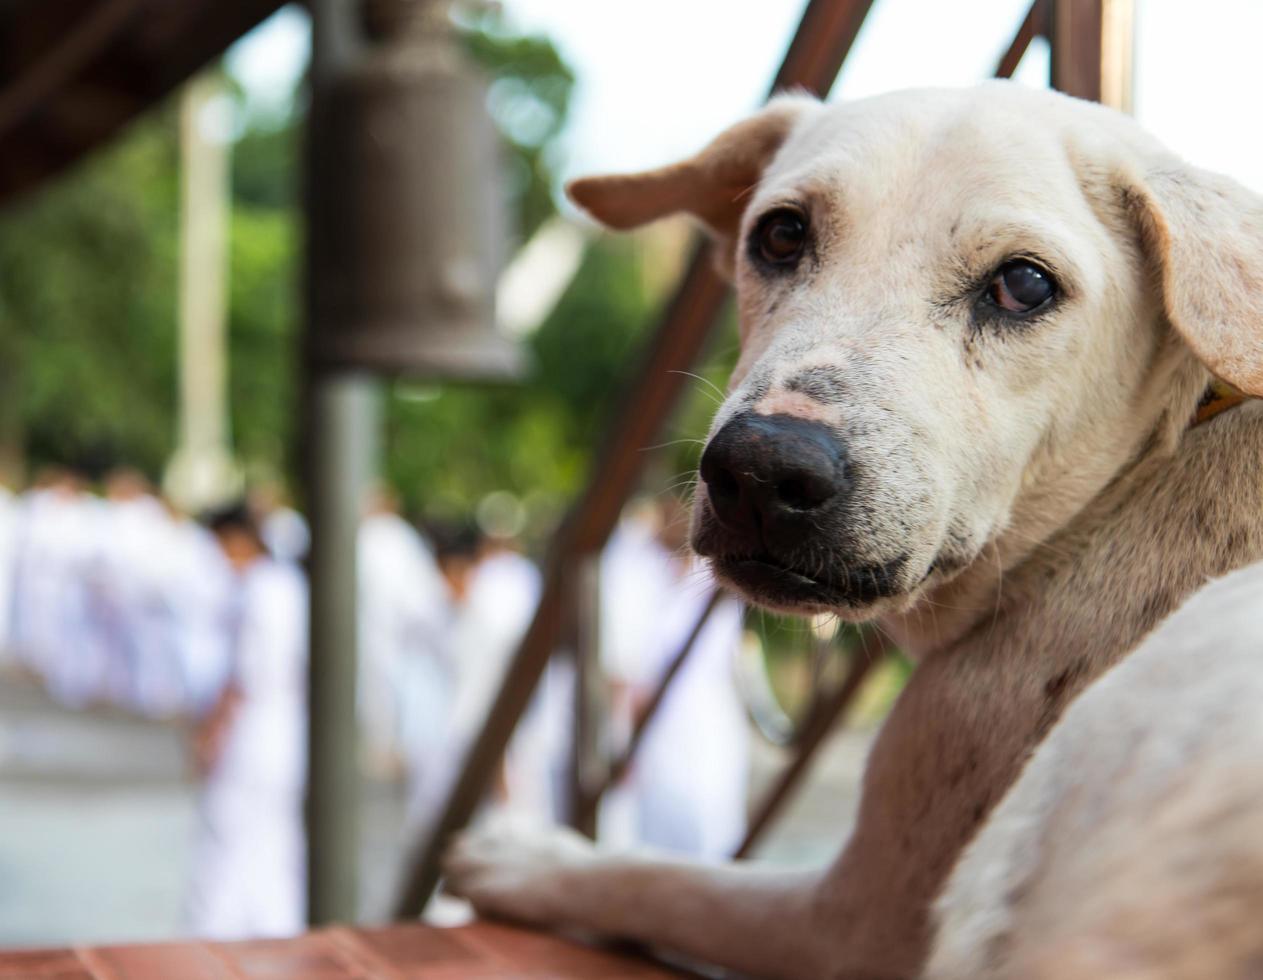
[227,1,1263,194]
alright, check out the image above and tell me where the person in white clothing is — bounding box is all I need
[185,504,307,940]
[405,526,545,832]
[10,468,106,706]
[166,505,234,717]
[404,524,478,833]
[602,498,749,858]
[464,535,551,821]
[0,477,17,658]
[358,487,448,774]
[249,482,310,565]
[92,470,188,716]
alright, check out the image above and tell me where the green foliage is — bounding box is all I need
[0,11,720,540]
[226,205,300,478]
[461,7,574,244]
[383,236,657,530]
[232,123,301,211]
[0,110,181,480]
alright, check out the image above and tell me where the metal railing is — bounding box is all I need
[393,0,1122,918]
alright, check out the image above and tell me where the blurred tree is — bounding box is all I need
[462,11,574,245]
[383,236,658,530]
[232,123,300,211]
[0,8,727,537]
[0,111,180,481]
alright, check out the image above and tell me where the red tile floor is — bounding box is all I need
[0,921,691,979]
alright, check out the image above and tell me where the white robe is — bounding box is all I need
[262,507,310,564]
[601,525,749,858]
[11,488,108,706]
[357,513,448,764]
[186,558,307,940]
[406,548,545,830]
[0,485,16,657]
[98,496,191,717]
[167,518,234,716]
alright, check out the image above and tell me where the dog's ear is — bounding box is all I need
[1123,161,1263,396]
[565,94,816,244]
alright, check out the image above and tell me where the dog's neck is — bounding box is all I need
[883,371,1262,661]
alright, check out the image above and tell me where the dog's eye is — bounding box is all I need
[988,261,1056,314]
[753,209,808,267]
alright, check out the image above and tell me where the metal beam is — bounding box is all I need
[995,0,1049,79]
[733,633,891,860]
[574,589,723,830]
[566,556,605,838]
[1048,0,1133,109]
[392,0,880,918]
[771,0,876,96]
[1050,0,1104,100]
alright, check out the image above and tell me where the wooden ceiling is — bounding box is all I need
[0,0,287,208]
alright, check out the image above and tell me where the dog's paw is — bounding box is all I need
[442,820,597,926]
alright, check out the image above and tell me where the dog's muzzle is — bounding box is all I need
[692,412,906,609]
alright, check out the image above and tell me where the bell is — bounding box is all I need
[309,0,525,380]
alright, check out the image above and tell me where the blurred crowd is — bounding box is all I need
[0,468,749,939]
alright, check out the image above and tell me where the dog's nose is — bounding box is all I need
[699,413,846,537]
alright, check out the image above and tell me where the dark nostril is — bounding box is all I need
[775,478,808,509]
[774,470,835,510]
[709,466,740,503]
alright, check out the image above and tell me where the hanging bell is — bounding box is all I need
[310,0,525,380]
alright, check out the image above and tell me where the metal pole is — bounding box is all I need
[305,373,377,924]
[567,555,605,837]
[305,0,377,926]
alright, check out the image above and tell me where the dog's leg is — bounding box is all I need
[444,821,829,979]
[446,633,1102,980]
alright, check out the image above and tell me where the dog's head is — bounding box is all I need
[569,84,1263,620]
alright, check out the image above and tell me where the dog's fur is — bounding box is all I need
[443,83,1263,979]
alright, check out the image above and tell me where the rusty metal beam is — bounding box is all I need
[566,556,605,838]
[1049,0,1104,100]
[1048,0,1133,110]
[771,0,876,97]
[733,633,892,860]
[995,0,1049,79]
[393,0,880,918]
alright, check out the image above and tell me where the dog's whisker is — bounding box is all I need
[640,437,708,453]
[669,369,728,404]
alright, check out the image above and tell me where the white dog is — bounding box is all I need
[444,83,1263,980]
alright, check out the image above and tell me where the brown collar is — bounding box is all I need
[1193,379,1250,428]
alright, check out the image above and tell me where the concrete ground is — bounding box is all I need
[0,669,874,948]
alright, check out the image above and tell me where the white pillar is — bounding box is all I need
[166,72,240,511]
